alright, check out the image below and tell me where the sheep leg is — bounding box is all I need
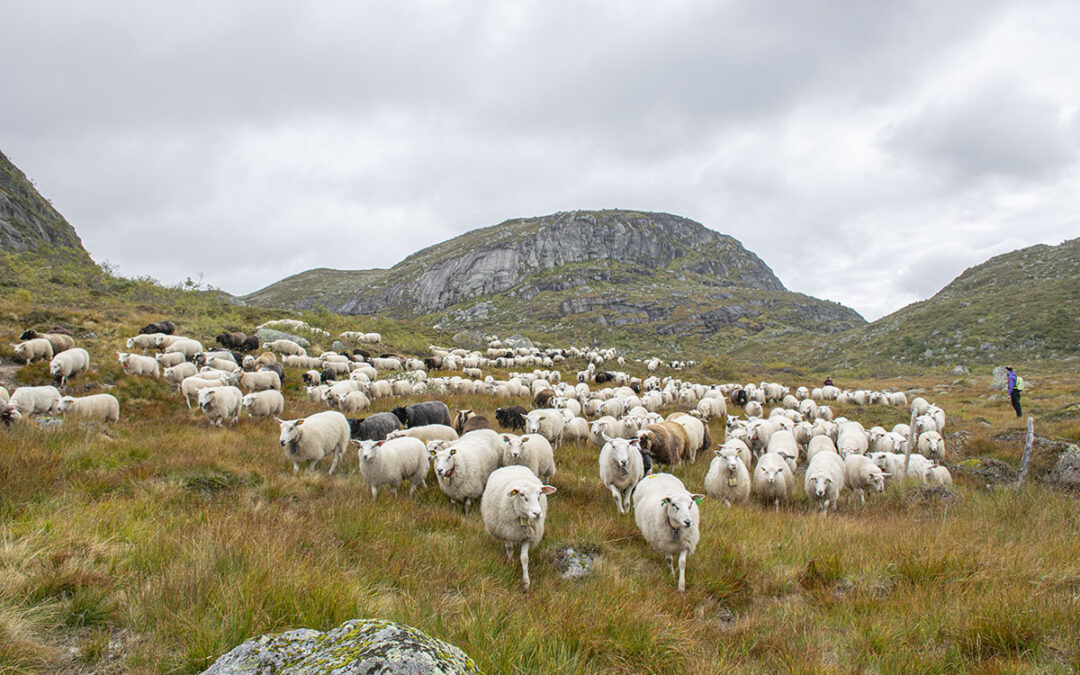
[504,541,514,560]
[608,484,624,513]
[667,555,675,576]
[292,462,300,473]
[774,498,780,512]
[520,542,531,590]
[677,550,687,593]
[309,459,318,471]
[371,486,378,499]
[327,448,342,475]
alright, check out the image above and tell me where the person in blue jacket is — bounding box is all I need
[1006,366,1023,418]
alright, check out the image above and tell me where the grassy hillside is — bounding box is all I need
[2,275,1080,672]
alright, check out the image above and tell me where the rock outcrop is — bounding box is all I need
[0,149,88,255]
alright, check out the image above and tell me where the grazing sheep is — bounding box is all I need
[19,330,74,355]
[429,429,503,511]
[277,411,351,474]
[263,339,306,357]
[215,332,248,349]
[127,333,163,351]
[49,348,90,387]
[180,375,228,408]
[164,338,204,360]
[637,422,691,466]
[337,391,371,415]
[57,394,120,423]
[925,464,953,486]
[598,434,646,514]
[524,409,565,448]
[156,352,187,368]
[163,362,199,386]
[139,321,176,335]
[753,452,794,511]
[804,451,845,513]
[386,424,459,444]
[844,454,889,504]
[632,473,703,593]
[346,412,402,441]
[495,406,528,432]
[355,437,429,498]
[242,390,285,418]
[237,370,280,392]
[9,386,61,416]
[705,446,751,507]
[391,401,451,428]
[500,434,556,481]
[12,339,53,364]
[197,386,243,427]
[917,431,946,461]
[117,352,159,378]
[481,465,556,590]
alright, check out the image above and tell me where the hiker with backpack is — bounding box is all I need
[1006,366,1024,418]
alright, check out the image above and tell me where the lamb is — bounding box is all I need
[181,375,228,408]
[49,348,90,387]
[429,429,503,511]
[481,465,556,590]
[12,339,53,364]
[843,454,889,504]
[346,412,402,441]
[263,339,306,357]
[632,473,703,593]
[917,431,946,461]
[242,390,285,418]
[391,401,451,428]
[164,362,199,386]
[500,434,556,481]
[524,409,565,448]
[139,321,176,335]
[197,386,243,427]
[164,338,204,360]
[704,445,751,507]
[9,386,62,416]
[495,406,528,432]
[277,411,351,474]
[57,394,120,423]
[355,437,429,498]
[752,452,794,511]
[237,370,281,392]
[117,352,159,377]
[803,451,845,513]
[925,464,953,486]
[637,422,691,466]
[386,424,459,444]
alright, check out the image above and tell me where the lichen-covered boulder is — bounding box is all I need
[254,329,311,348]
[503,334,534,350]
[202,619,479,674]
[989,365,1007,390]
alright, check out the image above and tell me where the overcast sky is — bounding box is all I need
[2,1,1078,320]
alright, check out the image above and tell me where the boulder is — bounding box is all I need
[202,618,479,675]
[254,329,311,348]
[989,365,1007,390]
[503,334,534,350]
[1046,445,1080,491]
[451,330,484,350]
[952,365,970,376]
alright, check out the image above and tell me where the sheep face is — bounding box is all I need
[507,483,557,523]
[720,449,741,474]
[502,436,521,459]
[198,389,216,410]
[431,447,458,481]
[807,473,832,499]
[57,396,75,413]
[869,467,888,493]
[605,437,637,475]
[660,493,702,533]
[278,419,305,448]
[524,416,541,435]
[357,440,381,462]
[758,464,783,484]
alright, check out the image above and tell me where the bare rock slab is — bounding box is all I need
[202,619,479,674]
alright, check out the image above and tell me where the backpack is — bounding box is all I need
[1015,376,1024,392]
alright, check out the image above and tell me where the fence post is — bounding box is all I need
[904,408,917,476]
[1016,417,1035,492]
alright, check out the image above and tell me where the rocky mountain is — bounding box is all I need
[748,237,1080,369]
[0,149,88,256]
[244,210,865,354]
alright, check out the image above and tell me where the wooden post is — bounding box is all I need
[904,408,917,476]
[1016,416,1035,492]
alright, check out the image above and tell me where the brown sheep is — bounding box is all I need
[532,389,556,409]
[19,330,74,355]
[637,422,691,466]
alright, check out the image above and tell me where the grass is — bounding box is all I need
[1,286,1080,673]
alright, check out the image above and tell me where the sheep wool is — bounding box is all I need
[57,394,120,423]
[632,473,703,593]
[704,446,751,507]
[481,465,556,590]
[278,411,351,474]
[355,437,429,498]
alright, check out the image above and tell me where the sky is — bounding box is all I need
[2,1,1078,321]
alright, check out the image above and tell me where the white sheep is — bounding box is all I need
[12,338,54,364]
[355,437,429,498]
[843,454,888,504]
[164,338,204,360]
[765,429,800,472]
[598,434,645,514]
[632,473,703,593]
[903,453,934,483]
[806,435,837,462]
[156,351,187,368]
[9,386,62,416]
[238,370,281,392]
[57,394,120,423]
[49,348,90,387]
[163,362,199,386]
[836,425,869,458]
[868,451,908,483]
[126,333,162,351]
[387,424,459,444]
[337,391,371,415]
[0,386,8,403]
[117,352,159,378]
[197,386,243,426]
[277,411,351,474]
[181,375,228,408]
[752,452,794,511]
[429,429,503,511]
[804,451,844,513]
[589,416,625,447]
[524,409,565,448]
[481,465,556,590]
[704,445,751,507]
[242,390,285,418]
[500,434,556,482]
[925,464,953,486]
[263,339,306,357]
[911,397,930,416]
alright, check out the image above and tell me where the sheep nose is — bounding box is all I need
[531,511,542,520]
[682,519,692,528]
[279,441,286,447]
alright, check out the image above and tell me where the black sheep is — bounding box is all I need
[731,387,748,407]
[139,321,176,335]
[347,412,401,441]
[352,349,371,360]
[495,406,527,431]
[320,369,336,384]
[216,332,247,349]
[392,401,451,428]
[595,371,615,384]
[240,336,260,352]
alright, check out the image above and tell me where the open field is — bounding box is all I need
[1,293,1079,674]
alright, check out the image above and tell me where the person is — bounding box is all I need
[823,376,833,387]
[1006,366,1023,418]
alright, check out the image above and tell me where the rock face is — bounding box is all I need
[202,618,479,675]
[0,149,88,255]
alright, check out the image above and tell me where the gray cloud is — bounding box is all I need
[1,0,1078,321]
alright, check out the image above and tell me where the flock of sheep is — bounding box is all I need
[3,320,954,592]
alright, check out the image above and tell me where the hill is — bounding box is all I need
[244,210,866,355]
[743,237,1080,371]
[0,148,89,257]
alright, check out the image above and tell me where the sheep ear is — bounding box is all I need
[428,449,436,457]
[691,494,704,504]
[541,485,557,495]
[882,472,892,477]
[376,440,384,447]
[660,497,670,505]
[508,488,519,496]
[295,419,304,426]
[502,436,510,443]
